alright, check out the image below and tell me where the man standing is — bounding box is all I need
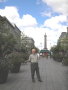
[29,49,42,82]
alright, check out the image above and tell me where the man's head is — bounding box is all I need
[32,49,36,54]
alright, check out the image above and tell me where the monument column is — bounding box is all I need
[44,33,47,49]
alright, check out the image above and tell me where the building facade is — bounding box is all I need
[22,36,35,49]
[58,27,68,49]
[0,15,21,49]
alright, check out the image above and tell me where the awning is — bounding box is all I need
[40,49,50,53]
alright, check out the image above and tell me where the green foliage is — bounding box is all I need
[50,45,64,62]
[62,58,68,65]
[51,35,68,64]
[61,36,68,51]
[52,53,63,62]
[0,32,17,57]
[21,35,35,55]
[0,32,17,83]
[7,52,24,64]
[0,24,17,78]
[21,44,29,61]
[0,58,9,70]
[62,52,68,65]
[6,51,26,73]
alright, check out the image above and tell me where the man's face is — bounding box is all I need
[32,49,36,54]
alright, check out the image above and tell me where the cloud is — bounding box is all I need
[0,6,37,27]
[42,15,67,49]
[44,15,67,30]
[23,25,67,50]
[0,6,67,49]
[22,27,46,49]
[42,0,68,16]
[22,14,37,27]
[0,6,19,20]
[21,14,67,49]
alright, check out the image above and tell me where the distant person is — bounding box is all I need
[28,49,42,83]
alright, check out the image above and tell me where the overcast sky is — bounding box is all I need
[0,0,68,49]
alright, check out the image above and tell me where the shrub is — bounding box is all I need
[53,53,63,62]
[62,52,68,65]
[7,51,25,73]
[62,58,68,65]
[7,52,23,64]
[0,58,9,70]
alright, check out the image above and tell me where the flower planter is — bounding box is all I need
[0,58,9,84]
[0,68,9,84]
[10,63,21,73]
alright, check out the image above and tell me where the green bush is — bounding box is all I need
[53,53,63,62]
[7,51,26,73]
[7,52,23,64]
[62,52,68,65]
[62,58,68,65]
[0,58,9,70]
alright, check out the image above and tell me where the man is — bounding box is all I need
[29,49,42,82]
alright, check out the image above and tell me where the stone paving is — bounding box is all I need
[0,57,68,90]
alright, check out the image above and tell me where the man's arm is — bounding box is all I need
[26,55,31,62]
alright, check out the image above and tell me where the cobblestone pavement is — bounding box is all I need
[0,57,68,90]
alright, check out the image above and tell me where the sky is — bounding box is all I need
[0,0,68,50]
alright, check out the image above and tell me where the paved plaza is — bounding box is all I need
[0,57,68,90]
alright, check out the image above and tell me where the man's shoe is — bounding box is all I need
[38,79,42,82]
[32,79,35,83]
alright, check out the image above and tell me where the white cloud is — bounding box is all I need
[22,27,46,49]
[22,14,37,27]
[42,0,68,16]
[0,6,67,50]
[42,15,67,49]
[22,14,67,49]
[44,15,67,30]
[23,26,66,50]
[0,6,37,27]
[0,6,19,21]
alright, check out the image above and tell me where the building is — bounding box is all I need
[0,15,21,49]
[22,36,35,48]
[58,27,68,48]
[21,36,35,53]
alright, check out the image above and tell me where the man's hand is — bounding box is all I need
[26,59,31,63]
